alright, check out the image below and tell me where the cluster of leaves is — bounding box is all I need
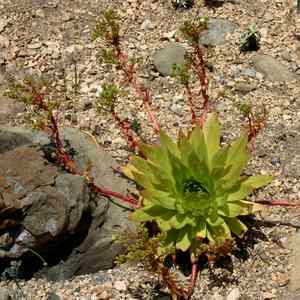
[92,9,120,46]
[172,62,191,86]
[5,75,59,130]
[240,25,261,52]
[236,101,267,143]
[95,83,120,113]
[127,114,272,255]
[180,17,209,44]
[115,225,169,268]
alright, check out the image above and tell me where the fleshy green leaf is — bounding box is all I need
[207,221,231,243]
[190,125,206,159]
[223,217,248,238]
[130,156,152,175]
[176,227,192,251]
[222,133,250,184]
[242,175,273,189]
[160,130,180,158]
[131,205,174,223]
[203,113,220,170]
[194,217,207,238]
[169,214,196,229]
[132,171,154,189]
[139,143,169,170]
[140,189,176,210]
[218,201,253,217]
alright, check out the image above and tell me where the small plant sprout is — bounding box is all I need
[172,0,194,10]
[236,101,267,144]
[92,9,120,46]
[240,25,261,52]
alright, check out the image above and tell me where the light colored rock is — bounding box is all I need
[113,280,127,291]
[28,42,42,50]
[153,42,186,76]
[0,17,9,33]
[0,287,10,300]
[0,35,9,48]
[226,288,240,300]
[281,131,300,179]
[34,9,45,18]
[289,232,300,293]
[0,97,25,125]
[234,81,257,94]
[162,29,177,40]
[241,68,257,78]
[200,18,237,46]
[252,54,295,82]
[211,291,224,300]
[141,19,154,30]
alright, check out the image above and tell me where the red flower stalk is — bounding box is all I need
[115,47,161,134]
[111,109,140,153]
[184,81,197,125]
[192,45,210,128]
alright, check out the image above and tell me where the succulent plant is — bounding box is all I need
[240,25,261,52]
[172,0,194,10]
[128,114,272,253]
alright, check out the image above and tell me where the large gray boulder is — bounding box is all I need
[153,42,186,76]
[199,18,237,47]
[252,54,295,82]
[0,126,136,280]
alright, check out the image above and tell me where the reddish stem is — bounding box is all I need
[90,184,139,207]
[256,200,300,207]
[115,47,161,134]
[187,261,199,298]
[111,110,140,152]
[193,44,210,128]
[184,83,197,125]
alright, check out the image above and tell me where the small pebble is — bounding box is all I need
[113,280,127,291]
[226,288,240,300]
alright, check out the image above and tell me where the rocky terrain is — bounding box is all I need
[0,0,300,299]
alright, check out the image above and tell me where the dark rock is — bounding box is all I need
[252,54,295,82]
[153,43,186,76]
[0,146,58,209]
[200,18,237,47]
[47,292,61,300]
[0,126,136,280]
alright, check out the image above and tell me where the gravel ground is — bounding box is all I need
[0,0,300,299]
